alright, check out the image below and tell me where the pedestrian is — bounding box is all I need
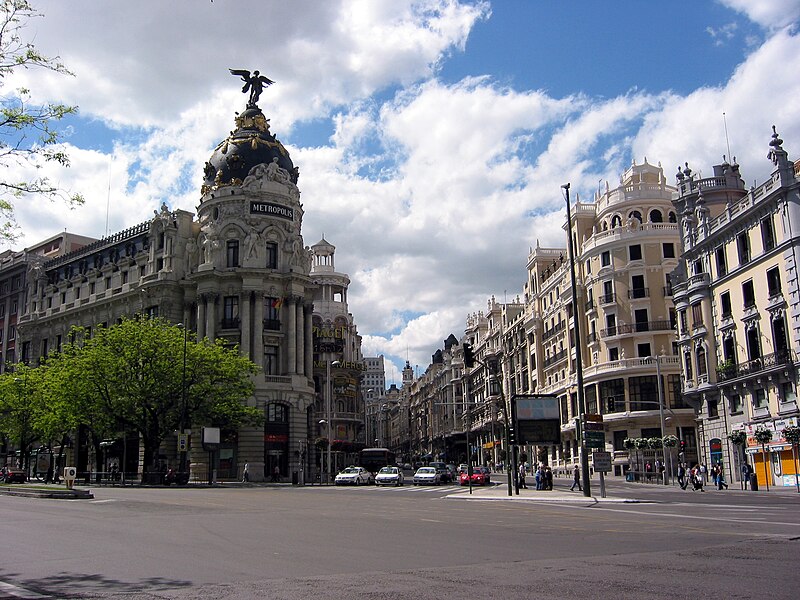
[717,465,728,490]
[544,466,553,490]
[645,461,653,483]
[534,466,542,490]
[699,463,708,487]
[271,465,280,482]
[242,462,250,482]
[570,464,582,492]
[519,463,528,489]
[677,463,687,489]
[742,462,753,489]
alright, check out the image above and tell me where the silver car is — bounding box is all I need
[375,466,404,486]
[334,466,373,486]
[413,466,440,485]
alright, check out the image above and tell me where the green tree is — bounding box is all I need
[0,363,39,470]
[43,317,262,482]
[0,0,83,241]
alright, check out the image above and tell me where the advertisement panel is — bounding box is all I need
[512,395,561,445]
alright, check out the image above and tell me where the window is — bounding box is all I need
[781,382,796,406]
[715,246,727,276]
[753,388,767,409]
[742,280,755,309]
[266,242,278,269]
[737,232,750,265]
[637,343,651,357]
[267,403,288,423]
[707,397,719,418]
[629,244,642,261]
[761,216,775,252]
[629,376,658,411]
[601,250,610,267]
[8,326,14,340]
[728,393,742,414]
[60,292,66,304]
[691,302,703,329]
[662,243,675,259]
[122,271,128,284]
[264,345,279,375]
[75,286,81,299]
[697,346,708,378]
[649,209,663,223]
[766,266,781,297]
[602,280,614,303]
[629,210,642,224]
[585,259,591,275]
[631,274,646,298]
[264,297,281,330]
[608,347,619,361]
[226,240,240,268]
[720,291,732,318]
[223,296,239,328]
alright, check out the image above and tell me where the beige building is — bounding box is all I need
[672,127,800,487]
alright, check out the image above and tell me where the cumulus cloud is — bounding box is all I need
[3,0,800,379]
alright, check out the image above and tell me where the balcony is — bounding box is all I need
[542,321,565,342]
[600,320,673,338]
[543,348,567,368]
[628,288,650,300]
[599,293,616,305]
[263,318,281,331]
[663,286,673,297]
[716,350,795,382]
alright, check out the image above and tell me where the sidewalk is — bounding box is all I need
[445,482,645,504]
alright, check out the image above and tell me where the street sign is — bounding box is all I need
[177,434,188,453]
[583,430,606,449]
[584,413,604,422]
[592,451,612,472]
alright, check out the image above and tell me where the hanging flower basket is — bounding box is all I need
[314,437,329,449]
[782,425,800,445]
[754,427,773,445]
[662,434,679,448]
[648,437,664,450]
[634,438,650,449]
[727,430,747,446]
[623,438,636,450]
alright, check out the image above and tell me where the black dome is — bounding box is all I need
[202,106,297,193]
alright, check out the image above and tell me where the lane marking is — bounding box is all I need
[0,581,50,599]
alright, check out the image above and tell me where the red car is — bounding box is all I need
[1,467,27,483]
[459,468,488,486]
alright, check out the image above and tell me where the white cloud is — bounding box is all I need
[717,0,800,30]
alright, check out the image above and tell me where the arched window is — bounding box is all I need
[696,346,708,378]
[611,215,622,228]
[668,211,677,223]
[629,210,643,224]
[649,209,663,223]
[267,403,288,423]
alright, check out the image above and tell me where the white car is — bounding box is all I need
[413,466,441,485]
[375,466,404,487]
[334,466,373,486]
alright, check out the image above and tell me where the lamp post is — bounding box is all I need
[325,358,341,483]
[563,183,592,497]
[177,323,189,474]
[648,355,669,485]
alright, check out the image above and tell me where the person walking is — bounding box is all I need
[570,464,582,492]
[544,466,553,490]
[519,463,528,489]
[677,463,687,490]
[242,462,250,482]
[717,465,728,490]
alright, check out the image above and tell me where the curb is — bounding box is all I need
[0,486,94,500]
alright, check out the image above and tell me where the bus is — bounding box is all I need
[359,447,395,474]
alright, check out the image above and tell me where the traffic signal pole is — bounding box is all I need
[563,183,592,498]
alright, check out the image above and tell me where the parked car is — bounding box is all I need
[1,466,27,484]
[459,468,488,486]
[334,466,373,486]
[429,461,453,483]
[413,466,440,485]
[375,466,404,487]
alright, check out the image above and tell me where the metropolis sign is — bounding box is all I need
[250,201,294,220]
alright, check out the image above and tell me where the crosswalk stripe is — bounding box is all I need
[0,581,50,599]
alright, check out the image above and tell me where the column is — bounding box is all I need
[287,296,297,374]
[295,300,304,376]
[254,294,264,370]
[304,303,314,377]
[197,296,206,340]
[241,291,252,360]
[206,293,217,341]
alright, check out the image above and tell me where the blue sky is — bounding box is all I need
[4,0,800,383]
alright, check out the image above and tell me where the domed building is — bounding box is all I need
[15,77,326,483]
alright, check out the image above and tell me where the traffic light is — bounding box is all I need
[463,342,475,368]
[606,397,615,413]
[679,440,686,452]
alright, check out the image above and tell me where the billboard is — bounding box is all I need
[512,395,561,445]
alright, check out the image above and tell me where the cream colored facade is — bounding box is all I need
[672,128,800,487]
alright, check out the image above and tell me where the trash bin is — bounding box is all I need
[292,471,298,485]
[749,473,758,491]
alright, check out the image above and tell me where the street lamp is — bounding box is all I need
[177,323,189,474]
[648,355,669,485]
[563,183,592,497]
[325,358,341,483]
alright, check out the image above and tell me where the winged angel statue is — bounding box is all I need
[229,68,275,107]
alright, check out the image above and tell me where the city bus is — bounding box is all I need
[359,447,395,474]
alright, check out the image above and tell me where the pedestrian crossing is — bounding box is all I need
[334,483,468,494]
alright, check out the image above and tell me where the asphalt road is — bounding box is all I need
[1,478,798,599]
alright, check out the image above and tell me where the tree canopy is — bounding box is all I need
[0,316,263,480]
[0,0,83,241]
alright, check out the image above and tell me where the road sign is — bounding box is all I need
[584,413,604,422]
[583,430,606,449]
[583,421,604,431]
[592,451,612,472]
[178,434,188,453]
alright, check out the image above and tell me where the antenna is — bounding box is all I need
[723,112,732,162]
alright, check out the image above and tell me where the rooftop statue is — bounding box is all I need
[229,68,275,107]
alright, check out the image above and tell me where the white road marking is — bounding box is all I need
[0,581,50,598]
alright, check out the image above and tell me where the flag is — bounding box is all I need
[271,297,283,309]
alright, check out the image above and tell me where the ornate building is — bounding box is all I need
[672,128,800,487]
[14,81,348,482]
